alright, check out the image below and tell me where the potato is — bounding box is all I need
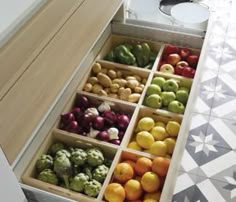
[126,79,139,89]
[101,68,108,74]
[128,93,141,103]
[108,70,117,79]
[92,63,102,74]
[126,76,137,81]
[83,83,93,92]
[134,86,143,93]
[104,88,110,94]
[110,83,120,93]
[142,78,147,84]
[92,84,103,94]
[117,70,123,78]
[108,93,119,99]
[134,75,142,82]
[98,89,108,96]
[97,73,112,88]
[112,79,127,87]
[118,87,125,96]
[119,88,132,101]
[87,76,98,85]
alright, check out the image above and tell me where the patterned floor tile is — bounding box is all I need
[215,72,236,96]
[172,173,208,202]
[180,140,232,176]
[211,93,236,120]
[193,90,214,115]
[188,114,210,141]
[173,172,236,201]
[206,117,236,150]
[199,69,218,91]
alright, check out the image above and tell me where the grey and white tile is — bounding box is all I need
[211,93,236,120]
[188,114,210,141]
[206,117,236,150]
[193,90,214,115]
[215,72,236,96]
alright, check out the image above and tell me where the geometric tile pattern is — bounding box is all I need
[172,0,236,201]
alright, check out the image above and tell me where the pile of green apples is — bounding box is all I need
[143,76,190,114]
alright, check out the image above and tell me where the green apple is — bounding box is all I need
[151,76,166,88]
[179,86,190,93]
[168,100,185,114]
[145,94,162,109]
[176,90,189,105]
[162,79,179,92]
[161,91,176,107]
[159,64,175,74]
[146,84,162,96]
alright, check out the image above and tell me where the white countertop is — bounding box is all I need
[0,0,46,47]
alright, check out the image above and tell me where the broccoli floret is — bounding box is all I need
[55,149,71,159]
[49,142,65,156]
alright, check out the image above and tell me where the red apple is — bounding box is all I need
[175,61,189,75]
[165,44,179,55]
[179,48,192,59]
[182,67,196,78]
[159,64,175,74]
[186,55,199,68]
[167,53,181,66]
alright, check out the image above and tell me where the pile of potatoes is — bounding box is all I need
[83,63,147,103]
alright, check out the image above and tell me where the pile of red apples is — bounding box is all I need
[158,44,199,78]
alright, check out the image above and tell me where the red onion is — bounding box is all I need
[71,107,83,121]
[81,113,93,127]
[76,96,89,109]
[93,116,105,130]
[109,139,121,145]
[118,131,125,140]
[61,113,75,125]
[117,114,130,130]
[66,121,79,133]
[102,110,117,126]
[96,131,109,141]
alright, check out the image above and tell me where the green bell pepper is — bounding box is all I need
[113,45,136,65]
[132,43,151,67]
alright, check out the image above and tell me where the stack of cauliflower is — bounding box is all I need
[36,142,111,198]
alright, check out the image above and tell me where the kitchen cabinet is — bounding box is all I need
[0,0,212,201]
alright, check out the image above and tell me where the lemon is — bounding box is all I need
[151,126,169,141]
[150,141,167,156]
[128,141,142,151]
[137,117,155,131]
[144,192,161,201]
[155,121,166,128]
[166,121,180,137]
[136,131,155,149]
[164,137,176,154]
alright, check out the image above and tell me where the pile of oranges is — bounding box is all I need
[104,155,170,202]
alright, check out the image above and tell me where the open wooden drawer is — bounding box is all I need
[13,16,207,202]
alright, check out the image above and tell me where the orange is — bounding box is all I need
[144,191,161,202]
[114,162,134,183]
[152,157,170,177]
[122,151,139,161]
[104,183,125,202]
[123,160,136,170]
[124,179,143,201]
[134,157,153,176]
[141,171,160,193]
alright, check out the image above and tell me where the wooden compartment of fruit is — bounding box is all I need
[158,44,200,78]
[58,93,136,146]
[96,35,162,70]
[81,61,150,103]
[22,130,118,202]
[103,150,170,202]
[143,72,192,114]
[125,107,182,158]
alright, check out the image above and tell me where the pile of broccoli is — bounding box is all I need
[36,142,111,198]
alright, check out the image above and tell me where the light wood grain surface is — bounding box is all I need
[0,0,123,164]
